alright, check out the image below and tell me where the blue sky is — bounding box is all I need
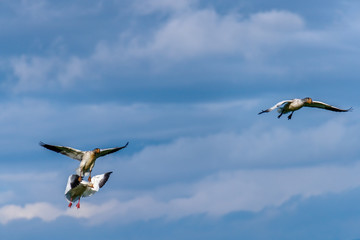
[1,0,360,239]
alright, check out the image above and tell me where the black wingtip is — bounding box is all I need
[120,142,129,149]
[70,174,81,189]
[39,142,62,153]
[258,110,267,115]
[99,172,113,188]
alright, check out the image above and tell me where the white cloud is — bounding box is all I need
[145,9,308,59]
[0,202,62,224]
[2,162,360,224]
[128,0,324,60]
[109,115,360,189]
[5,3,355,92]
[3,1,360,92]
[82,7,329,84]
[80,7,323,83]
[8,55,85,93]
[92,9,314,62]
[167,163,360,217]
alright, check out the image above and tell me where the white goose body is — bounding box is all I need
[79,151,97,176]
[281,98,305,112]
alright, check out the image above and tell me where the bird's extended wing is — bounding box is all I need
[258,100,291,114]
[304,101,352,112]
[98,172,112,188]
[39,142,84,161]
[64,174,87,202]
[96,142,129,158]
[64,174,81,194]
[82,172,113,197]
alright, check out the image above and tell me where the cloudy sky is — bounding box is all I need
[1,0,360,239]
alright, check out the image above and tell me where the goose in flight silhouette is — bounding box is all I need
[258,97,351,120]
[40,141,128,181]
[65,172,112,208]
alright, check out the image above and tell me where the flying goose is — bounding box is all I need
[258,97,351,119]
[65,172,112,208]
[40,141,128,181]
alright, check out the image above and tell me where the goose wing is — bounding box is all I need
[64,174,81,194]
[96,142,129,158]
[98,172,112,188]
[304,101,352,112]
[258,100,291,114]
[39,142,84,161]
[64,174,86,202]
[82,172,112,197]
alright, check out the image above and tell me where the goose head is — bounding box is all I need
[303,97,313,104]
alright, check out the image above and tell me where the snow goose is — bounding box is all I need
[40,142,128,181]
[258,97,351,119]
[65,172,112,208]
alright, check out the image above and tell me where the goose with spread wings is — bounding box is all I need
[258,97,351,120]
[65,172,112,208]
[40,141,128,181]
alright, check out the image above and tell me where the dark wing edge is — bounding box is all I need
[39,141,62,153]
[99,172,113,188]
[97,142,129,157]
[70,174,81,189]
[39,141,84,161]
[305,101,352,112]
[258,109,271,115]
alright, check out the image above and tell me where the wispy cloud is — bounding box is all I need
[92,9,315,61]
[109,115,360,189]
[1,7,320,93]
[4,1,360,93]
[0,202,62,224]
[2,162,360,225]
[8,55,85,93]
[142,10,309,59]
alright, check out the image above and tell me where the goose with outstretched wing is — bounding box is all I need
[65,172,112,208]
[40,141,128,181]
[258,97,351,120]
